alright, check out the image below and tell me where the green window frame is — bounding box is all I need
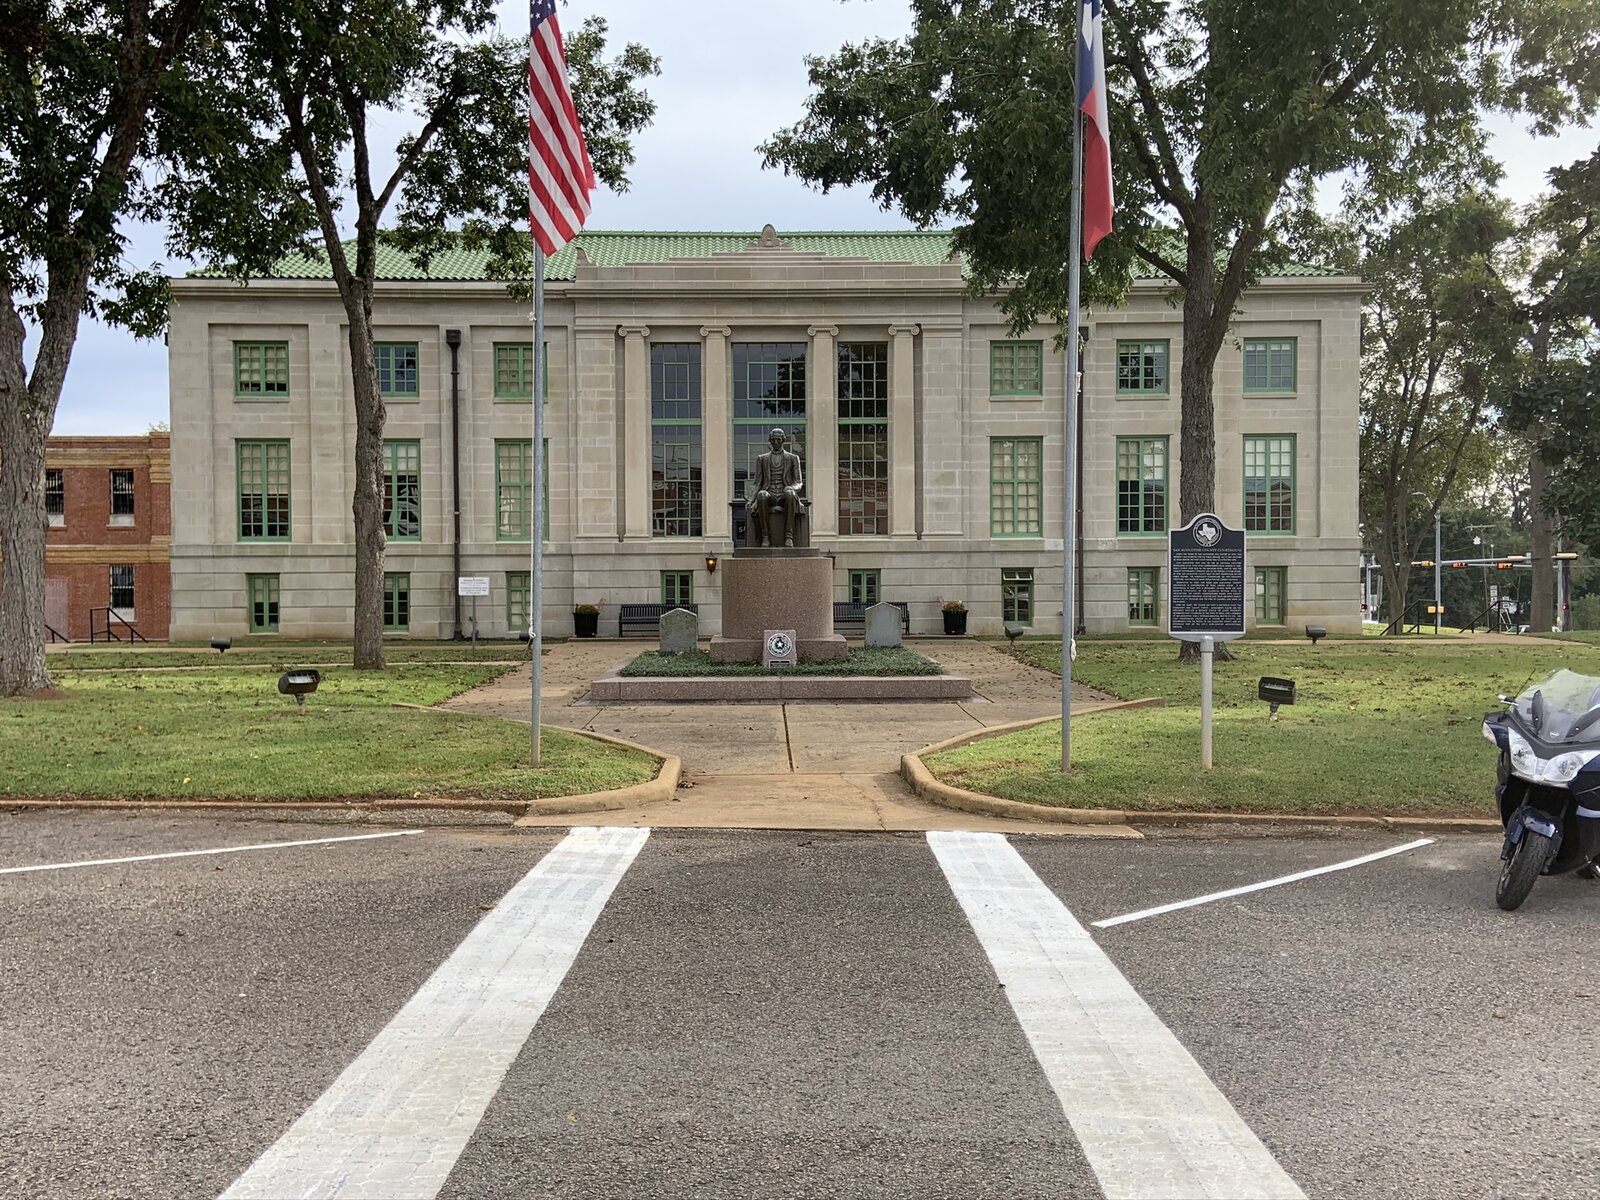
[652,343,703,537]
[506,571,530,636]
[1243,338,1296,393]
[732,342,807,504]
[382,572,410,632]
[237,439,290,541]
[661,571,694,607]
[848,569,881,607]
[1116,436,1168,536]
[1127,568,1159,626]
[234,341,289,397]
[493,342,548,400]
[494,439,548,541]
[248,573,280,633]
[990,437,1043,537]
[383,440,421,541]
[1002,567,1034,625]
[989,340,1043,396]
[1255,566,1287,625]
[375,342,419,398]
[838,343,890,534]
[1116,339,1169,396]
[1244,435,1296,534]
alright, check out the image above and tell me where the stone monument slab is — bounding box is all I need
[864,601,903,648]
[659,606,699,653]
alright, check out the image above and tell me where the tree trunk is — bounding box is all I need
[1527,428,1554,634]
[1177,263,1219,525]
[0,293,55,695]
[347,298,387,670]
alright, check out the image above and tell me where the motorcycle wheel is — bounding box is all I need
[1496,830,1552,911]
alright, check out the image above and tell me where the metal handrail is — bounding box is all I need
[87,607,149,644]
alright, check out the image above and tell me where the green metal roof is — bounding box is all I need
[201,230,1340,282]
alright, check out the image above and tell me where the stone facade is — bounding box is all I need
[166,230,1362,641]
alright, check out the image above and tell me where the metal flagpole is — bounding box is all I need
[1062,109,1084,774]
[531,246,545,766]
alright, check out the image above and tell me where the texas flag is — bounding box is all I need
[1078,0,1114,258]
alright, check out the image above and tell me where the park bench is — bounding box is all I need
[832,600,911,637]
[617,602,698,637]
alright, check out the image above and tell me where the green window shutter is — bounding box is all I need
[660,571,694,607]
[237,440,290,541]
[989,341,1044,396]
[506,571,530,635]
[248,574,280,632]
[383,440,421,540]
[848,570,881,606]
[1255,566,1287,624]
[1116,437,1168,535]
[1244,338,1296,393]
[1001,567,1034,625]
[1244,435,1296,533]
[989,437,1043,537]
[382,572,411,632]
[234,342,289,397]
[1127,567,1159,626]
[1115,340,1169,395]
[375,343,420,397]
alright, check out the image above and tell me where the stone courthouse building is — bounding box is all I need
[166,228,1361,640]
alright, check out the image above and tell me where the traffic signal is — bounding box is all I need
[1450,561,1468,569]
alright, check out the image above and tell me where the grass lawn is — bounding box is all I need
[0,665,656,802]
[924,638,1600,817]
[44,641,530,670]
[620,646,943,677]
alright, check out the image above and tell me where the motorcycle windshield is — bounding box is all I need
[1512,669,1600,743]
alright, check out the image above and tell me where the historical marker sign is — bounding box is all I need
[763,629,798,669]
[457,576,491,597]
[1168,513,1245,642]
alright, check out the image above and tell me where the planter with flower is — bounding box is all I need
[572,602,602,638]
[940,598,967,636]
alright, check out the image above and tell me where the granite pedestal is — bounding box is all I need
[709,549,847,663]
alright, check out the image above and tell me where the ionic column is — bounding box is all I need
[807,324,839,538]
[618,324,651,540]
[888,323,920,536]
[701,325,731,539]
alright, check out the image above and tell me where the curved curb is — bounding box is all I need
[0,727,678,824]
[901,704,1503,834]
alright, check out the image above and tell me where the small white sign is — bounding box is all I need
[457,576,491,597]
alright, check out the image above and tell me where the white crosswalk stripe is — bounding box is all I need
[930,830,1305,1200]
[220,826,649,1200]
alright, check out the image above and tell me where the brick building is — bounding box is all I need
[43,434,172,641]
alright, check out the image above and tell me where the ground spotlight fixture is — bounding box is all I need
[211,637,231,654]
[705,555,718,574]
[1305,625,1327,645]
[1004,624,1025,646]
[277,669,320,714]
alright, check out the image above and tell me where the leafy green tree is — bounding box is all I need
[0,0,282,695]
[761,0,1600,533]
[175,0,658,669]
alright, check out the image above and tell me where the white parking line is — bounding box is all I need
[0,829,425,876]
[220,824,650,1200]
[930,830,1304,1200]
[1092,838,1436,929]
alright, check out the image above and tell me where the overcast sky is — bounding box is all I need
[48,0,1600,435]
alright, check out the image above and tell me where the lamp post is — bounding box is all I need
[1412,493,1441,634]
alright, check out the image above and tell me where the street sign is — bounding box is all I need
[457,576,490,597]
[1168,512,1246,642]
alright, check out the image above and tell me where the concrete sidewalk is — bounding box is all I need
[441,638,1125,835]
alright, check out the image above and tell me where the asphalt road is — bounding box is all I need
[3,809,1597,1200]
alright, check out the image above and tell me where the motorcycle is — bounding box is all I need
[1482,668,1600,911]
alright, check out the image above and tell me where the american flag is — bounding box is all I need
[1077,0,1114,258]
[528,0,595,255]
